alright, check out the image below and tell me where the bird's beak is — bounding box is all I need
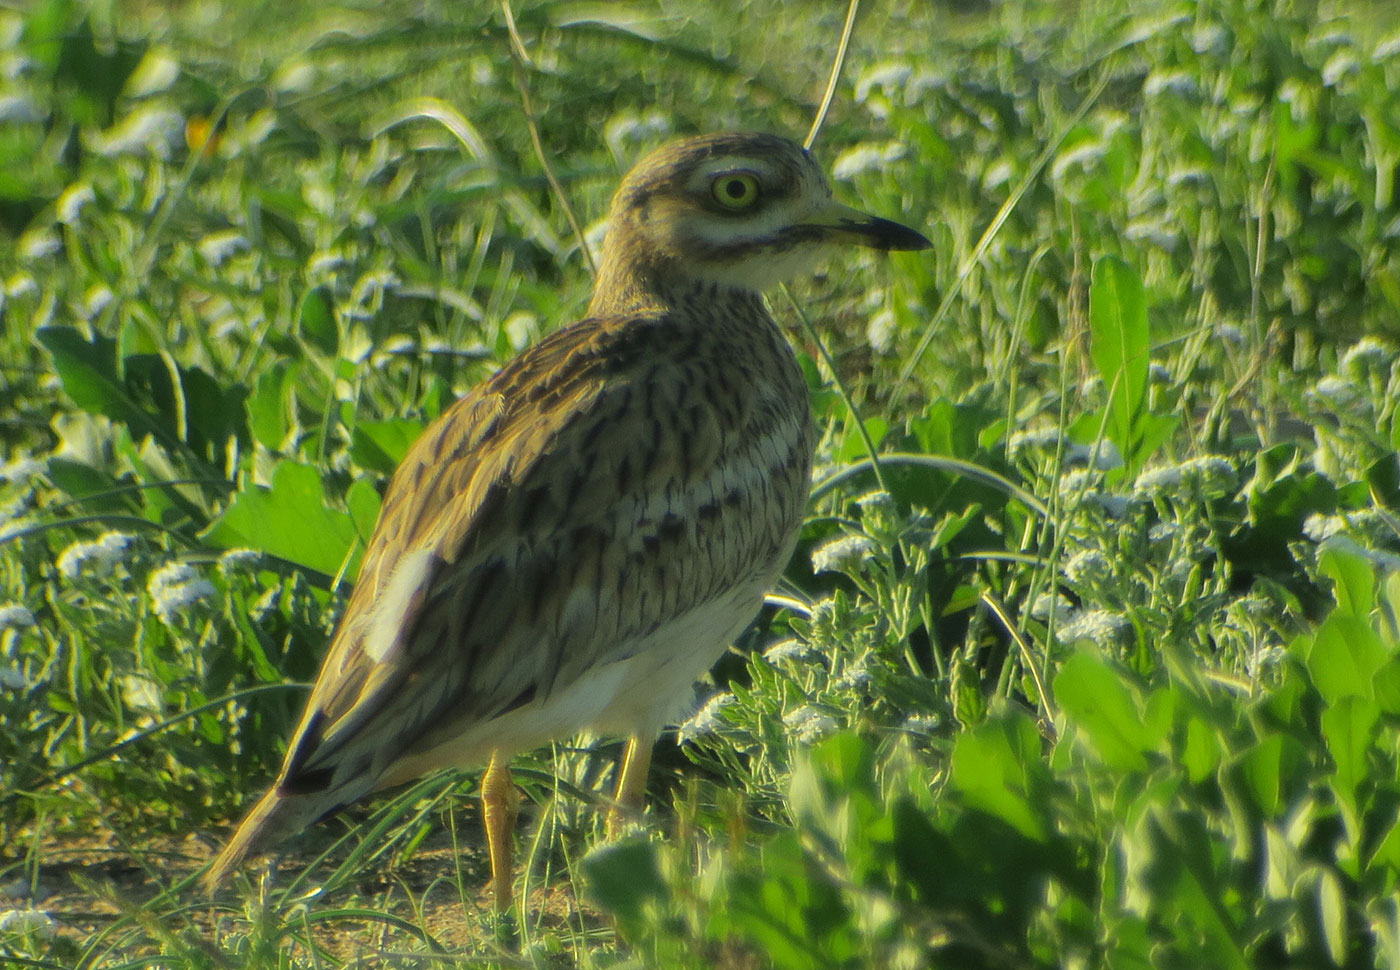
[804,201,932,252]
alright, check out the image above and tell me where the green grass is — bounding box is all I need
[4,0,1400,966]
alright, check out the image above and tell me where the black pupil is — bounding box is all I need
[725,179,748,199]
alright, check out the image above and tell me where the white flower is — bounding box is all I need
[604,111,672,152]
[810,534,876,574]
[0,668,30,690]
[147,561,216,625]
[371,334,417,368]
[806,596,838,627]
[1029,591,1076,623]
[307,247,349,276]
[56,531,134,580]
[18,229,60,261]
[1309,375,1357,406]
[831,141,906,181]
[1125,217,1181,250]
[94,106,183,158]
[856,490,895,515]
[252,585,281,620]
[0,95,43,124]
[198,230,250,266]
[1322,51,1359,86]
[1051,139,1107,181]
[902,713,940,733]
[1191,24,1227,54]
[1009,427,1063,454]
[1340,337,1395,375]
[763,638,811,663]
[0,908,55,938]
[1082,492,1132,518]
[83,284,114,318]
[866,308,897,354]
[835,658,873,691]
[1166,166,1209,188]
[1303,513,1347,542]
[854,62,913,104]
[1376,33,1400,60]
[0,457,43,484]
[783,705,838,745]
[1148,520,1181,545]
[1216,323,1246,346]
[56,183,95,225]
[1057,609,1130,646]
[1134,456,1235,498]
[1144,70,1197,97]
[121,675,162,711]
[677,692,735,744]
[1063,548,1110,585]
[6,274,38,299]
[218,548,262,573]
[0,605,35,629]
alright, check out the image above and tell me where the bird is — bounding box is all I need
[202,131,931,910]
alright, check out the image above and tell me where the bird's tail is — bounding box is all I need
[201,786,326,894]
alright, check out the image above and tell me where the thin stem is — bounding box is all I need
[805,0,862,150]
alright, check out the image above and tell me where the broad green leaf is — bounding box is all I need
[298,285,339,356]
[1141,811,1250,970]
[349,418,425,476]
[1318,868,1347,966]
[1319,546,1376,619]
[1321,696,1378,830]
[949,708,1048,841]
[581,837,667,923]
[1054,650,1151,771]
[247,359,300,449]
[203,461,364,580]
[1303,614,1389,705]
[1240,734,1305,818]
[1089,255,1149,467]
[1366,454,1400,511]
[37,326,172,449]
[346,477,382,546]
[1181,714,1222,783]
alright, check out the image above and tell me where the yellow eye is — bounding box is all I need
[711,173,761,210]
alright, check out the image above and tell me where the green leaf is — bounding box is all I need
[1319,546,1376,618]
[298,285,339,356]
[1366,454,1400,511]
[1054,650,1152,771]
[1302,614,1389,705]
[1088,255,1150,468]
[349,418,424,476]
[1318,868,1347,966]
[246,359,300,449]
[1240,734,1305,818]
[949,708,1049,841]
[203,461,364,580]
[581,837,667,923]
[346,477,382,546]
[1321,696,1378,830]
[37,326,172,449]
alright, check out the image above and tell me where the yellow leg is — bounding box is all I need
[481,751,519,912]
[606,734,652,839]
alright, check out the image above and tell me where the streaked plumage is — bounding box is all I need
[204,132,930,902]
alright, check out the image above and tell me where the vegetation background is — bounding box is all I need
[3,0,1400,966]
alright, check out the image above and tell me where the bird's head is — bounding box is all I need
[590,132,930,314]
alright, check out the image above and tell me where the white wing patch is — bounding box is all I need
[362,549,438,664]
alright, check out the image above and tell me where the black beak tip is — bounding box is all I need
[869,216,933,252]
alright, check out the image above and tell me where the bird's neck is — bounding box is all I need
[587,244,766,321]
